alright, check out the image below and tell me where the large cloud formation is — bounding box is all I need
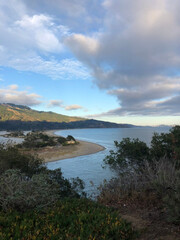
[65,0,180,116]
[0,85,42,106]
[0,0,90,80]
[0,0,180,117]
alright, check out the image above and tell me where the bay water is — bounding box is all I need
[47,127,170,197]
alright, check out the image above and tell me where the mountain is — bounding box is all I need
[0,103,135,130]
[0,103,84,122]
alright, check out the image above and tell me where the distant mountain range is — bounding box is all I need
[0,103,135,131]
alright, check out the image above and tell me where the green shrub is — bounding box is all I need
[104,126,180,172]
[57,136,67,144]
[0,168,86,212]
[104,138,150,172]
[0,198,137,240]
[162,170,180,224]
[66,135,76,142]
[43,168,86,199]
[0,144,44,176]
[22,132,56,148]
[101,126,180,223]
[151,126,180,167]
[0,169,60,211]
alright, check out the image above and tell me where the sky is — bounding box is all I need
[0,0,179,126]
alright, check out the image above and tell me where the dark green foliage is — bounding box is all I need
[0,168,85,212]
[104,126,180,171]
[57,136,67,144]
[102,126,180,223]
[43,168,85,199]
[104,138,150,171]
[151,126,180,167]
[0,144,85,212]
[0,144,44,176]
[66,135,76,141]
[0,169,60,211]
[21,132,76,148]
[163,173,180,224]
[0,198,137,240]
[22,132,56,148]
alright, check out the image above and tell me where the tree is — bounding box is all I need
[104,126,180,172]
[0,144,44,176]
[151,126,180,167]
[104,138,150,172]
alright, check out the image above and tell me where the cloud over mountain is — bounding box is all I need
[0,0,179,121]
[0,85,42,106]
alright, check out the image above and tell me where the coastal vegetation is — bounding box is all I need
[0,139,136,239]
[98,126,180,238]
[18,131,77,149]
[1,126,179,239]
[0,198,136,240]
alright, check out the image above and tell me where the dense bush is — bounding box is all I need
[66,135,76,141]
[57,136,67,144]
[22,132,56,148]
[104,138,150,171]
[0,198,137,240]
[0,169,60,211]
[102,126,180,223]
[0,143,85,212]
[151,126,180,167]
[0,144,44,176]
[104,126,180,172]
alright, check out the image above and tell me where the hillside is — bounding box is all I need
[0,103,84,122]
[0,103,135,130]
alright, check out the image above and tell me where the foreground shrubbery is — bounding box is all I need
[0,168,85,212]
[0,144,85,212]
[0,140,136,239]
[100,126,180,224]
[0,143,44,176]
[0,198,137,240]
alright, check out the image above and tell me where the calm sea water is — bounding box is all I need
[47,127,170,196]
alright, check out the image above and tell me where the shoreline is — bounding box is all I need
[39,130,106,163]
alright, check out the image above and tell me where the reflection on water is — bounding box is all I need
[0,135,24,145]
[47,127,170,196]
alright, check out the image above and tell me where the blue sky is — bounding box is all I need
[0,0,179,126]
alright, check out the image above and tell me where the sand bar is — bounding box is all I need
[36,130,105,162]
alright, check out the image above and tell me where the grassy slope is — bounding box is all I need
[0,104,84,123]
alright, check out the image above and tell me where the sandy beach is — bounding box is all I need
[35,130,106,162]
[0,130,105,162]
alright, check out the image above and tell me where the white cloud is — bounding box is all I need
[1,55,90,80]
[65,104,83,111]
[0,0,180,117]
[0,0,90,80]
[48,100,84,111]
[15,14,63,53]
[9,84,19,90]
[0,85,42,106]
[48,100,64,108]
[65,0,180,116]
